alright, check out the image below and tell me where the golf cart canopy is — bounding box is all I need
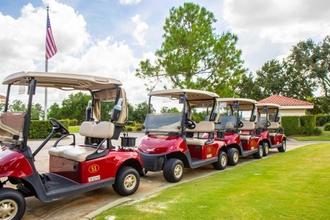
[148,89,219,108]
[3,71,122,91]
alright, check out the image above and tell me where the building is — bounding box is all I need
[258,95,314,116]
[0,95,5,105]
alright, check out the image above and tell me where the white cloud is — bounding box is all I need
[223,0,330,72]
[131,14,148,46]
[0,0,150,109]
[119,0,141,5]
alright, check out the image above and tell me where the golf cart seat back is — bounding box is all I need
[268,122,280,136]
[238,121,255,140]
[49,121,114,162]
[238,121,255,131]
[0,112,25,143]
[186,121,215,146]
[79,121,114,139]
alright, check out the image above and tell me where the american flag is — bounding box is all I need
[46,11,57,60]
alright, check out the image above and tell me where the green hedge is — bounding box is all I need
[282,115,317,136]
[29,119,70,139]
[316,115,330,126]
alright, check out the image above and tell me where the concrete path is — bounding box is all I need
[17,133,324,220]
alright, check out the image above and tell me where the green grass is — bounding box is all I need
[95,143,330,220]
[292,128,330,141]
[68,126,80,133]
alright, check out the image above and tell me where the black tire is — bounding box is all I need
[112,166,140,196]
[0,188,26,220]
[262,142,269,157]
[253,144,263,159]
[278,140,286,152]
[213,151,227,170]
[228,148,239,166]
[163,158,184,183]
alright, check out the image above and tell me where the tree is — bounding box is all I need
[130,101,152,124]
[9,100,26,112]
[48,92,91,123]
[31,103,44,120]
[161,107,179,113]
[235,72,262,100]
[47,102,62,119]
[287,37,330,98]
[136,3,246,97]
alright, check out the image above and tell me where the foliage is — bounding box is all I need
[236,36,330,114]
[313,127,322,135]
[29,119,70,139]
[136,3,246,96]
[300,115,316,135]
[130,101,151,123]
[48,92,91,123]
[123,126,134,132]
[324,123,330,131]
[315,114,330,126]
[9,100,44,120]
[281,116,301,136]
[96,143,330,220]
[161,107,179,113]
[308,97,330,115]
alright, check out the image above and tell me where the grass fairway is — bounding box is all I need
[95,143,330,220]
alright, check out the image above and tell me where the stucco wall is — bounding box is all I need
[280,109,306,116]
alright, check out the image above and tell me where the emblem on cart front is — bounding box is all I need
[88,164,100,173]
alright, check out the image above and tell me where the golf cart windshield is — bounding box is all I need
[144,113,182,132]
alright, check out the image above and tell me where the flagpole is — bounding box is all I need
[44,7,49,120]
[44,6,57,120]
[44,6,49,120]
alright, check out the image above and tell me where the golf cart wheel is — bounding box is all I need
[262,142,270,157]
[278,140,287,152]
[228,148,239,166]
[212,151,227,170]
[163,158,184,183]
[113,166,140,196]
[253,144,263,159]
[0,188,26,220]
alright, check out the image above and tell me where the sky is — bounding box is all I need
[0,0,330,109]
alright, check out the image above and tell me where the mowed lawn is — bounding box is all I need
[95,143,330,220]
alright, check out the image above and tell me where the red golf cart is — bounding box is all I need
[137,89,228,183]
[0,71,144,220]
[213,98,263,166]
[255,103,286,155]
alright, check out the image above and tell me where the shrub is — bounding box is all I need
[69,119,78,126]
[135,126,142,131]
[313,128,322,135]
[124,126,134,132]
[324,123,330,131]
[316,115,330,126]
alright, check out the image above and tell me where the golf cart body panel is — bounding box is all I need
[137,89,228,182]
[0,150,34,178]
[0,71,143,219]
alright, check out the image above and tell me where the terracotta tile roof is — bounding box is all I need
[0,95,6,99]
[258,95,313,106]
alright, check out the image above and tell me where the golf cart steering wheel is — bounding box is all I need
[49,118,70,135]
[238,121,244,128]
[185,118,196,129]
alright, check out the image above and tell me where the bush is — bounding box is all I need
[135,126,142,131]
[69,119,78,126]
[316,115,330,126]
[324,123,330,131]
[313,128,322,135]
[124,126,134,132]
